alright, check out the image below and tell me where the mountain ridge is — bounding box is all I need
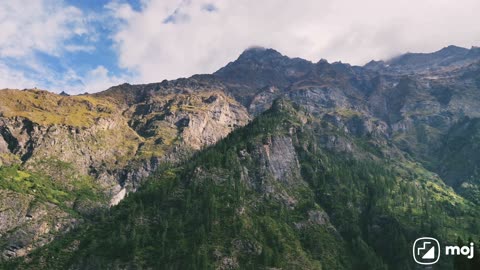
[1,45,480,268]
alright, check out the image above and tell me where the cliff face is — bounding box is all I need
[0,164,102,261]
[216,47,480,189]
[0,189,77,260]
[0,87,250,191]
[0,87,250,259]
[0,116,139,189]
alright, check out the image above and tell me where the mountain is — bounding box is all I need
[5,100,480,269]
[1,45,480,269]
[364,45,480,74]
[0,86,249,258]
[215,47,313,107]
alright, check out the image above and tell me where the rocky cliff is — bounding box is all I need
[0,86,249,259]
[8,100,480,270]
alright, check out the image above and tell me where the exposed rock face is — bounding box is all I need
[214,46,480,188]
[0,190,31,233]
[0,117,139,189]
[261,136,301,184]
[182,97,248,149]
[0,88,250,193]
[116,90,250,191]
[308,210,330,226]
[0,135,9,154]
[365,45,480,75]
[0,190,77,260]
[248,86,280,115]
[235,133,305,209]
[0,87,250,258]
[109,188,126,206]
[294,210,333,231]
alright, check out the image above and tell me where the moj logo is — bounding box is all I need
[413,237,474,265]
[413,237,441,265]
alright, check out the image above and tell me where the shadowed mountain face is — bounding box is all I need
[2,45,480,269]
[214,47,313,105]
[365,45,480,74]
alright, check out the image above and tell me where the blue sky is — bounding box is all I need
[0,0,479,94]
[0,0,143,94]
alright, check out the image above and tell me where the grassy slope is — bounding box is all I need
[0,160,106,215]
[0,89,116,127]
[0,160,107,264]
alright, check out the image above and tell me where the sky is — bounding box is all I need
[0,0,479,94]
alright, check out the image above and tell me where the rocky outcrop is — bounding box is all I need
[236,134,305,208]
[261,136,301,185]
[116,90,250,193]
[0,88,250,195]
[0,190,31,234]
[0,116,139,183]
[172,92,250,150]
[0,88,251,258]
[0,190,77,260]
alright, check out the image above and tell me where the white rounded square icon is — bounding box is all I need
[413,237,441,265]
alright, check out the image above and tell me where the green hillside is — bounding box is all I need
[6,100,480,270]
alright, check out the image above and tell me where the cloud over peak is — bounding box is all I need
[109,0,480,84]
[1,0,480,93]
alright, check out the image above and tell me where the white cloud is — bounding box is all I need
[64,45,96,53]
[78,65,129,94]
[39,66,130,95]
[0,62,128,94]
[0,0,103,93]
[109,0,480,83]
[0,0,88,58]
[2,0,480,93]
[0,0,129,94]
[0,63,36,90]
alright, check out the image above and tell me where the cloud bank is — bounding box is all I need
[1,0,480,92]
[0,0,128,93]
[110,0,480,83]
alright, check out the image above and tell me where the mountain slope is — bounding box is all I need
[434,117,480,204]
[364,45,480,74]
[2,45,480,267]
[214,46,480,195]
[7,100,480,270]
[0,87,249,259]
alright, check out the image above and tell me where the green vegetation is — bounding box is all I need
[0,160,106,214]
[0,89,116,127]
[5,100,480,270]
[434,118,480,187]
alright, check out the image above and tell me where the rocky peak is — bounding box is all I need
[214,48,313,107]
[96,75,225,107]
[363,60,386,70]
[388,45,469,66]
[236,47,284,62]
[435,45,469,56]
[215,47,312,79]
[369,45,480,74]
